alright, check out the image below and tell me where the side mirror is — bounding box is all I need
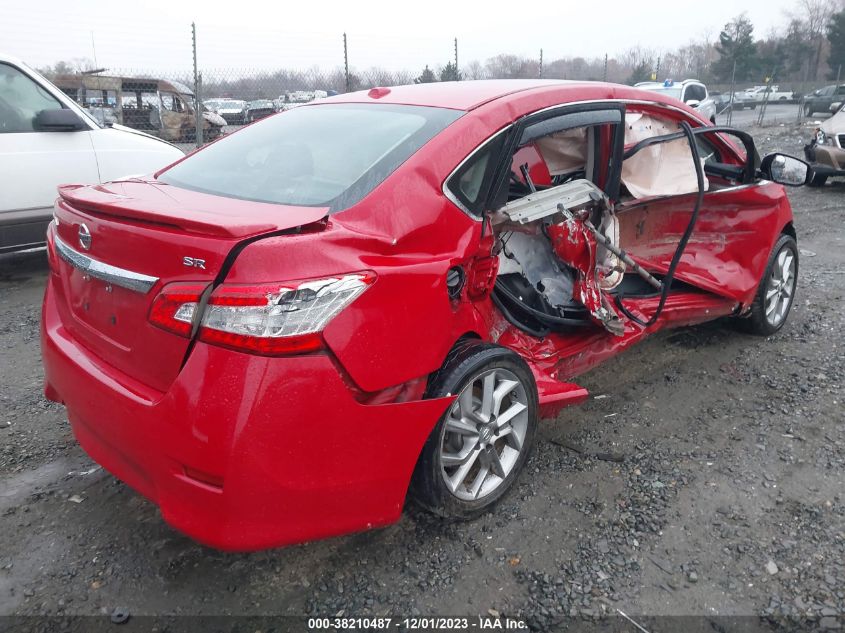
[34,108,87,132]
[760,153,810,187]
[685,99,701,108]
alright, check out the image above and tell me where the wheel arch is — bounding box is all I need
[425,331,485,393]
[781,221,797,241]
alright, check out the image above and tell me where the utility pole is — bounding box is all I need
[192,22,203,148]
[757,69,775,126]
[539,48,543,78]
[603,53,608,82]
[343,33,350,92]
[727,59,736,127]
[655,56,661,79]
[454,37,458,77]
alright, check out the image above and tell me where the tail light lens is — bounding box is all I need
[149,273,375,356]
[148,283,208,337]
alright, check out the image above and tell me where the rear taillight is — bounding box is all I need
[148,283,208,337]
[148,273,375,356]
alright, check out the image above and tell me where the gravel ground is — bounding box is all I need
[0,123,843,631]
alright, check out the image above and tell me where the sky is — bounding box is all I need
[3,0,802,73]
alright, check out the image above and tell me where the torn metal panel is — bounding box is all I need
[500,179,603,225]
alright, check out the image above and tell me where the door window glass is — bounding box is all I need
[684,84,706,102]
[446,132,508,215]
[0,63,63,133]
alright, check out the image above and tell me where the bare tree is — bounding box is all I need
[462,60,485,80]
[786,0,837,80]
[484,54,539,79]
[38,58,97,78]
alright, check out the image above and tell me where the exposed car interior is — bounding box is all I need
[452,104,757,339]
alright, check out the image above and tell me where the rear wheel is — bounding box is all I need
[410,342,538,519]
[739,234,798,336]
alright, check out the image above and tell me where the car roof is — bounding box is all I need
[319,79,702,112]
[0,52,27,67]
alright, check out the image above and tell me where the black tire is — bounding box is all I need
[409,341,539,519]
[808,172,828,187]
[804,104,813,117]
[738,234,798,336]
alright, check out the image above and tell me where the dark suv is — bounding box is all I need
[803,85,845,116]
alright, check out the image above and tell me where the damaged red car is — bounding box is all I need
[42,80,809,550]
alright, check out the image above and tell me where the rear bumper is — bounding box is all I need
[41,277,451,550]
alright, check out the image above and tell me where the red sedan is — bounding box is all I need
[42,80,808,550]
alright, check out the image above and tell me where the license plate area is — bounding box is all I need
[65,266,138,350]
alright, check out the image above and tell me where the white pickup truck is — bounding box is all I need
[634,79,717,124]
[744,85,794,102]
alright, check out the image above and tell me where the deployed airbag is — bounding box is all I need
[535,127,588,176]
[622,112,709,199]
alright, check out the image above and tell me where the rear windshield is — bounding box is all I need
[159,103,462,211]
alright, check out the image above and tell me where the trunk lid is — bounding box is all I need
[53,179,328,392]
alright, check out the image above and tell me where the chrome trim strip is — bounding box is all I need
[54,234,159,294]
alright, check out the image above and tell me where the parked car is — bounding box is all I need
[53,74,224,142]
[635,79,717,123]
[42,80,807,550]
[804,103,845,186]
[744,85,795,102]
[0,54,184,253]
[712,91,756,114]
[283,89,328,104]
[212,99,247,125]
[802,85,845,116]
[244,99,276,123]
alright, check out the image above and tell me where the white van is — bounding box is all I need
[0,54,184,253]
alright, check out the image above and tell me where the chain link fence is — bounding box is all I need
[46,66,353,151]
[31,19,833,153]
[47,67,819,155]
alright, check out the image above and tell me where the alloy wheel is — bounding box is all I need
[764,246,796,328]
[439,368,529,501]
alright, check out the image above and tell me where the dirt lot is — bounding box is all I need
[1,124,843,631]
